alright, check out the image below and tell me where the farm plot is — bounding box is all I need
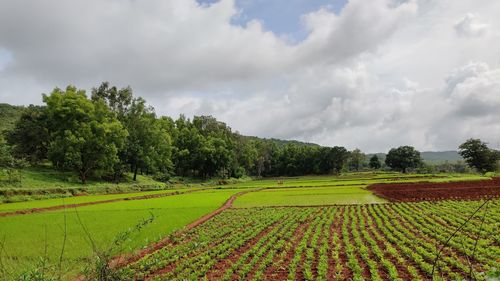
[224,173,486,190]
[369,177,500,201]
[232,185,386,207]
[0,189,244,278]
[0,188,199,214]
[120,199,500,280]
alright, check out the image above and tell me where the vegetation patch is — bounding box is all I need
[118,200,500,280]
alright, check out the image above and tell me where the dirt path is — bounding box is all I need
[0,188,209,218]
[108,189,260,269]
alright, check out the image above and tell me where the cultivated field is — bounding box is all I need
[120,201,500,280]
[0,172,498,279]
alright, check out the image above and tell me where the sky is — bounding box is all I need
[1,0,500,153]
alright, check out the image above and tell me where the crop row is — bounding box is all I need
[123,199,499,280]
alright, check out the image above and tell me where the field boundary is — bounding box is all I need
[106,188,261,270]
[0,188,208,217]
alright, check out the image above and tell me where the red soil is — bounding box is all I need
[368,178,500,202]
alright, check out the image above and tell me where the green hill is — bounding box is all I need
[0,103,24,135]
[367,151,463,164]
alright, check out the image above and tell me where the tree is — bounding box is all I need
[6,105,49,164]
[458,139,498,174]
[44,86,128,184]
[0,138,27,183]
[91,82,133,120]
[348,149,365,171]
[369,155,381,170]
[385,146,422,173]
[124,98,172,181]
[331,146,349,174]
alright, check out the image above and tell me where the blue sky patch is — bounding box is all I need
[198,0,347,42]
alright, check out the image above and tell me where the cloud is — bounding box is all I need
[446,62,500,117]
[454,13,490,37]
[298,0,417,64]
[1,0,500,152]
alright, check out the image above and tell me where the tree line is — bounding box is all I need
[1,83,498,184]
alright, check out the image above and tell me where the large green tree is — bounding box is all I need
[44,86,128,184]
[124,98,172,180]
[458,139,498,174]
[385,146,422,173]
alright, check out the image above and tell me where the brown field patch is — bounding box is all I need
[368,178,500,201]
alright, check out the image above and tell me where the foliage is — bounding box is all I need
[0,103,24,134]
[458,138,498,174]
[0,138,27,183]
[6,105,49,164]
[44,86,128,184]
[385,146,422,173]
[369,154,381,170]
[348,148,366,171]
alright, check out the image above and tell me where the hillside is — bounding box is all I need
[368,151,463,164]
[0,103,24,134]
[420,151,463,163]
[244,136,320,147]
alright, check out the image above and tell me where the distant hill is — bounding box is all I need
[367,151,463,164]
[244,136,320,147]
[420,151,463,163]
[0,103,24,135]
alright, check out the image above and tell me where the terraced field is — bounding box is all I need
[120,200,500,280]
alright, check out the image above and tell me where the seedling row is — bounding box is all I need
[120,199,500,280]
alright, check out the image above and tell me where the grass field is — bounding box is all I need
[0,188,199,213]
[0,172,498,280]
[0,189,243,277]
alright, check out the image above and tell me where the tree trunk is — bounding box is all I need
[80,170,87,184]
[133,166,138,181]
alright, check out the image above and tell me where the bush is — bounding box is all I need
[153,172,171,183]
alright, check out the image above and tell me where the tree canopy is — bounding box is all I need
[458,139,498,174]
[43,86,128,183]
[385,146,422,173]
[369,155,381,170]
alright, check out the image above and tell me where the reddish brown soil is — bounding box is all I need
[368,178,500,202]
[0,189,206,217]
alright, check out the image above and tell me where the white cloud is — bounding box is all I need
[454,13,490,37]
[1,0,500,152]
